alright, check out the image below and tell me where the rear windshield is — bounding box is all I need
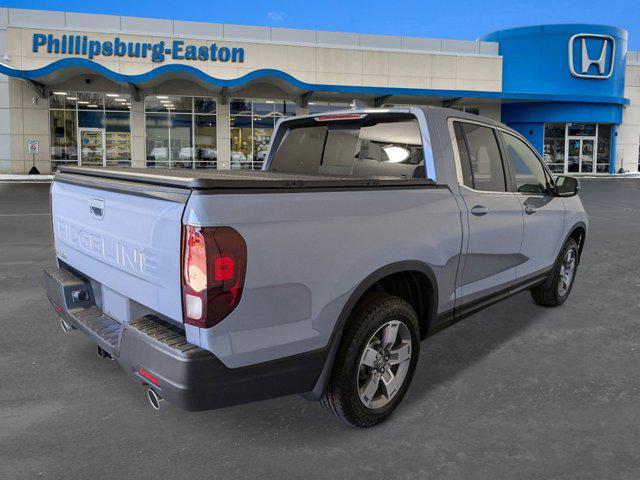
[269,115,425,179]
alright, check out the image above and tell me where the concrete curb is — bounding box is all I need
[0,175,54,183]
[571,174,640,179]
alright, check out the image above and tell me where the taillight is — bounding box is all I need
[182,225,247,328]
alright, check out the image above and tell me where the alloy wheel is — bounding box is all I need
[357,320,412,410]
[557,247,577,297]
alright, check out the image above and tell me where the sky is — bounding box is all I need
[2,0,640,49]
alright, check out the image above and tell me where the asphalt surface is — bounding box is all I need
[1,179,639,479]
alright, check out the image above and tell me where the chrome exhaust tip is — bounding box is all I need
[60,319,74,333]
[147,389,165,410]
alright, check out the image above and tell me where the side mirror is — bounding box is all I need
[554,175,580,197]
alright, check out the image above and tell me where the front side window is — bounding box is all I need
[454,122,506,192]
[270,116,425,179]
[503,133,549,195]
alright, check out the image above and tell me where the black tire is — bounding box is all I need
[530,238,580,307]
[321,292,420,428]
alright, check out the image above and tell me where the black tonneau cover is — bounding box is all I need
[58,166,434,190]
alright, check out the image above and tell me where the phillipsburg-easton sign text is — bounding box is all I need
[32,33,245,64]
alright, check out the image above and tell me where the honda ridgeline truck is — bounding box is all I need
[44,107,587,427]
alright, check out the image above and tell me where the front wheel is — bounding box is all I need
[321,293,420,428]
[530,238,580,307]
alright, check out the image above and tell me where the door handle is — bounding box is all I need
[471,205,489,216]
[524,205,537,215]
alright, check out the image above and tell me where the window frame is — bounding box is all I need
[498,130,555,196]
[448,117,513,194]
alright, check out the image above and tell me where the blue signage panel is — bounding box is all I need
[32,33,245,64]
[480,24,627,102]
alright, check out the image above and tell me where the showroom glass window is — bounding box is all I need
[145,96,217,169]
[542,123,566,173]
[596,124,612,173]
[307,101,352,115]
[49,91,131,171]
[230,98,296,170]
[543,123,612,174]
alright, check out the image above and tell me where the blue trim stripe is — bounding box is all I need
[0,58,629,106]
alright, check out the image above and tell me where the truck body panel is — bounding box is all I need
[51,180,185,323]
[184,186,462,367]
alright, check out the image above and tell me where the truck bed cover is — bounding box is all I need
[57,166,435,190]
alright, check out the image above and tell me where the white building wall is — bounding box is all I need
[618,57,640,172]
[0,8,10,173]
[8,79,52,174]
[216,102,231,170]
[130,97,145,168]
[0,8,505,173]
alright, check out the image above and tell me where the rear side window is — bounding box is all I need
[453,121,506,192]
[502,133,549,194]
[270,117,425,179]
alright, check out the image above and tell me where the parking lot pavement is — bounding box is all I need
[1,178,639,479]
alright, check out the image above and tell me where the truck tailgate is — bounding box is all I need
[51,179,186,323]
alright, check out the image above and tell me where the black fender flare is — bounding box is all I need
[303,260,439,400]
[564,221,588,257]
[536,221,588,291]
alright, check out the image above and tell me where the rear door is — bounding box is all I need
[51,179,186,323]
[450,120,525,304]
[500,131,566,279]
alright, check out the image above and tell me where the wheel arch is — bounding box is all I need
[303,260,438,400]
[565,221,587,257]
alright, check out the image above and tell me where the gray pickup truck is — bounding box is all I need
[44,107,587,427]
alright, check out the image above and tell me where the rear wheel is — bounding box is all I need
[321,293,420,428]
[531,238,580,307]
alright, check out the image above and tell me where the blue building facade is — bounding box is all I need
[482,24,629,174]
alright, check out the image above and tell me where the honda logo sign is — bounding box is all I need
[568,33,615,79]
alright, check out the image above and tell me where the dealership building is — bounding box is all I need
[0,8,638,174]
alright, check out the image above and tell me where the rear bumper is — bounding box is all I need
[44,266,326,411]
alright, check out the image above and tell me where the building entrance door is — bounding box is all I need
[566,136,595,173]
[78,128,106,167]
